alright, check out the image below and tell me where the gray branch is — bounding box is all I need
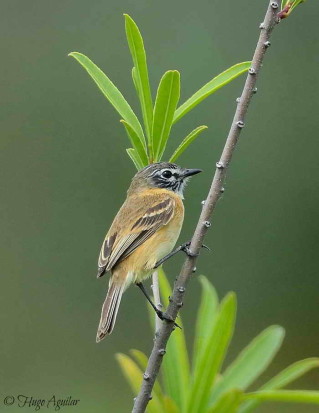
[132,1,281,411]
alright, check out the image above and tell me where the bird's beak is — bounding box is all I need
[182,168,203,178]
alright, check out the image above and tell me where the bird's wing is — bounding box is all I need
[97,196,175,277]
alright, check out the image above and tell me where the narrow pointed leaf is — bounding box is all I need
[281,0,305,16]
[69,52,145,143]
[192,275,219,374]
[124,15,153,142]
[169,126,208,163]
[208,390,242,413]
[121,120,148,165]
[115,353,164,413]
[130,349,149,370]
[130,349,165,402]
[239,358,319,413]
[261,357,319,390]
[163,396,181,413]
[158,269,190,411]
[210,325,285,406]
[187,293,237,413]
[244,390,319,404]
[132,67,139,96]
[173,62,250,124]
[126,148,143,170]
[152,71,180,161]
[291,0,306,12]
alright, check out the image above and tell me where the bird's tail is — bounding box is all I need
[96,280,124,342]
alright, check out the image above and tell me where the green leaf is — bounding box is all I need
[121,120,148,165]
[173,62,250,124]
[261,357,319,390]
[244,390,319,405]
[187,293,237,413]
[69,52,145,144]
[208,390,242,413]
[124,15,153,144]
[132,67,139,97]
[163,396,181,413]
[281,0,306,16]
[115,353,143,394]
[158,269,190,411]
[210,325,285,407]
[152,71,180,161]
[169,126,208,163]
[192,275,219,374]
[126,148,144,170]
[130,349,165,403]
[239,358,319,413]
[130,349,149,370]
[291,0,306,11]
[115,353,164,413]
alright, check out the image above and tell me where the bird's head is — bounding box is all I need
[129,162,202,198]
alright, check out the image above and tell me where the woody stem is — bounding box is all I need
[132,1,281,412]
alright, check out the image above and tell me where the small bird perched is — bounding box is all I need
[96,162,202,342]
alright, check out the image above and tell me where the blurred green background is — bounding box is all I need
[1,1,318,412]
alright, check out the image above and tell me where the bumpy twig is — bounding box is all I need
[132,1,281,411]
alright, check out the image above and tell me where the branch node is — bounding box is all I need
[216,161,225,169]
[259,22,265,29]
[220,187,225,193]
[158,349,166,356]
[178,286,185,293]
[203,220,211,228]
[248,67,256,75]
[177,301,183,308]
[201,199,206,205]
[253,87,258,94]
[264,41,271,47]
[192,266,197,273]
[271,2,279,9]
[236,97,241,103]
[236,121,245,128]
[143,373,150,380]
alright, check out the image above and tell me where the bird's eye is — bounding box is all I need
[162,170,172,179]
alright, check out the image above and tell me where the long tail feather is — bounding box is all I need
[96,282,124,342]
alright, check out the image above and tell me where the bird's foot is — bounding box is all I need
[180,241,210,257]
[155,309,181,329]
[154,241,210,269]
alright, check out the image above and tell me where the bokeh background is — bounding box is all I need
[1,1,318,412]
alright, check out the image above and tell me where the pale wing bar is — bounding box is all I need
[97,197,175,277]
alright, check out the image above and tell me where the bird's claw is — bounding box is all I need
[181,241,210,257]
[202,243,211,251]
[156,309,181,329]
[180,242,198,257]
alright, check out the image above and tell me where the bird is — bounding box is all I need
[96,162,202,342]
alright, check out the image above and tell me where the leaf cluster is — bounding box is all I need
[69,15,250,169]
[280,0,306,18]
[117,270,319,412]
